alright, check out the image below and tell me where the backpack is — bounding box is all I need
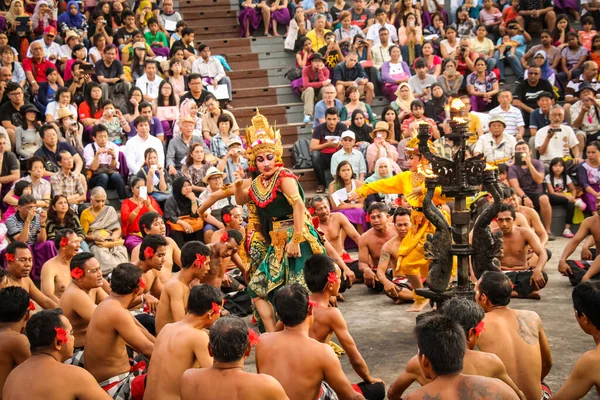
[292,138,313,169]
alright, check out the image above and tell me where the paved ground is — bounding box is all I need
[243,235,600,399]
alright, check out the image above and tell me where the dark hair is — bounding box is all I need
[91,123,109,138]
[26,309,67,352]
[55,87,71,103]
[381,106,401,142]
[198,43,210,52]
[439,297,485,337]
[515,139,529,150]
[70,252,96,274]
[54,228,76,250]
[93,32,105,46]
[209,316,251,362]
[402,12,417,27]
[110,263,143,295]
[144,147,158,164]
[274,283,310,327]
[220,205,237,221]
[139,234,169,261]
[126,86,143,115]
[6,82,20,94]
[304,254,336,293]
[185,143,207,167]
[414,57,427,69]
[134,115,150,128]
[147,17,159,26]
[0,287,30,323]
[415,313,465,375]
[71,44,85,59]
[138,101,152,113]
[139,212,162,236]
[497,163,509,174]
[537,91,554,101]
[181,27,194,37]
[479,271,512,306]
[188,284,223,315]
[122,9,134,19]
[5,241,29,258]
[56,149,72,165]
[84,82,103,116]
[130,176,144,188]
[325,107,339,117]
[181,241,211,269]
[393,207,411,222]
[548,157,567,192]
[156,80,176,107]
[367,202,389,215]
[203,93,218,104]
[38,123,57,140]
[18,194,36,207]
[573,281,600,330]
[223,229,243,245]
[47,195,76,229]
[13,180,31,197]
[333,161,355,190]
[216,113,233,130]
[587,140,600,153]
[582,15,595,26]
[498,203,516,219]
[410,99,425,109]
[188,73,202,83]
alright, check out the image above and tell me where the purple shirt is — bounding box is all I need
[508,159,544,195]
[128,116,165,139]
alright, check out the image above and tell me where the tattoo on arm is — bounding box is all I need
[515,311,540,345]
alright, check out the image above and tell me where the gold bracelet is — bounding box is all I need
[222,184,232,197]
[292,232,305,243]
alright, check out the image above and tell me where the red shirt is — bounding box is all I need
[22,57,56,83]
[78,101,103,120]
[120,198,163,236]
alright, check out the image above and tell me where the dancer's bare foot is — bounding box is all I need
[511,290,519,298]
[526,291,541,300]
[408,298,429,312]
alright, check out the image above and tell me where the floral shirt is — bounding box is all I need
[466,71,497,93]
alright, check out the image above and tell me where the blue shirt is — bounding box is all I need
[529,108,551,131]
[496,34,526,58]
[313,99,343,128]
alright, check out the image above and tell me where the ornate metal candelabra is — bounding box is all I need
[416,100,504,302]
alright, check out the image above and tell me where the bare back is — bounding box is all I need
[403,374,519,400]
[59,285,106,348]
[155,276,190,334]
[309,307,340,344]
[0,331,29,400]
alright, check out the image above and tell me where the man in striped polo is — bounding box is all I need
[489,89,526,141]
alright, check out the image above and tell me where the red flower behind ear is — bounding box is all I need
[308,300,318,309]
[139,278,146,290]
[308,207,315,215]
[60,237,69,248]
[365,215,371,223]
[312,216,319,230]
[220,232,229,243]
[143,246,155,259]
[5,253,14,262]
[327,272,338,283]
[395,197,403,206]
[248,328,261,346]
[28,301,35,311]
[194,254,206,268]
[211,302,221,315]
[223,214,232,224]
[475,321,485,335]
[54,327,68,344]
[70,267,84,280]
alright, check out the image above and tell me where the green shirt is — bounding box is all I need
[144,30,168,47]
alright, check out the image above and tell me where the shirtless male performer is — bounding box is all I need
[180,316,289,400]
[4,241,57,309]
[376,208,415,304]
[2,309,111,400]
[0,287,31,400]
[357,203,396,291]
[401,313,519,400]
[303,255,385,400]
[493,204,548,299]
[475,271,553,400]
[155,241,211,334]
[41,229,82,303]
[146,284,223,400]
[552,281,600,399]
[59,252,108,367]
[132,212,182,284]
[203,229,244,289]
[135,234,168,316]
[210,207,247,290]
[387,297,524,400]
[256,283,365,400]
[84,263,155,399]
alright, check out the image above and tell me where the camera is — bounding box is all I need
[515,152,527,166]
[461,45,467,52]
[548,128,561,135]
[108,109,115,115]
[70,121,77,127]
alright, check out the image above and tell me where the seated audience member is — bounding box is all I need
[3,241,57,309]
[197,168,230,242]
[471,25,496,72]
[192,44,233,107]
[348,110,373,154]
[55,108,84,156]
[9,157,51,208]
[473,115,517,166]
[493,204,548,299]
[168,59,188,99]
[314,84,344,128]
[182,143,213,194]
[256,283,366,400]
[0,286,31,396]
[153,81,179,140]
[408,58,437,101]
[564,61,600,123]
[136,60,163,103]
[2,181,32,223]
[59,252,108,367]
[475,271,553,400]
[508,141,554,239]
[49,151,87,212]
[571,84,600,145]
[216,137,248,185]
[578,142,600,216]
[301,53,331,124]
[167,116,205,176]
[552,281,600,399]
[68,62,94,106]
[333,52,374,105]
[165,176,205,247]
[144,18,169,58]
[330,130,367,181]
[80,187,129,276]
[84,124,127,200]
[310,107,346,193]
[398,13,422,66]
[523,51,557,87]
[0,133,19,201]
[239,0,272,38]
[364,158,398,206]
[305,14,332,52]
[35,68,62,113]
[84,263,154,398]
[303,255,385,398]
[95,44,130,102]
[40,229,81,303]
[2,309,111,400]
[375,208,415,304]
[390,83,416,121]
[424,83,448,130]
[380,45,411,103]
[366,121,398,174]
[45,87,77,124]
[125,116,165,174]
[545,157,581,239]
[529,91,554,137]
[170,27,197,62]
[0,83,27,147]
[45,195,87,247]
[6,197,57,282]
[137,148,173,203]
[560,32,588,85]
[79,83,104,133]
[147,284,221,400]
[319,32,345,75]
[329,161,367,233]
[154,241,211,333]
[121,176,163,253]
[466,57,499,112]
[128,102,165,140]
[97,100,130,146]
[15,103,43,160]
[489,90,525,140]
[401,100,440,140]
[180,74,209,108]
[34,124,84,177]
[398,313,519,400]
[180,316,289,400]
[370,27,392,70]
[493,22,528,84]
[513,66,556,124]
[521,30,560,70]
[340,85,375,125]
[535,105,582,164]
[202,94,240,140]
[24,41,65,93]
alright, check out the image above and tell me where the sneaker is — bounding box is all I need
[499,79,505,85]
[303,114,312,124]
[563,229,575,238]
[547,232,556,241]
[515,79,523,85]
[575,198,587,211]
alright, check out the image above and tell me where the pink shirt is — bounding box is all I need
[580,30,597,52]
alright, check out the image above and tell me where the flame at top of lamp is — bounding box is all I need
[450,98,465,111]
[452,117,468,124]
[485,163,498,171]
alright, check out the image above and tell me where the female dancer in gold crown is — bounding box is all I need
[349,135,449,312]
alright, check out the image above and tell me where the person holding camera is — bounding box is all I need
[216,137,248,184]
[456,36,476,77]
[97,100,129,145]
[318,32,345,72]
[66,61,93,106]
[83,124,127,199]
[534,105,583,166]
[571,84,600,152]
[55,108,84,156]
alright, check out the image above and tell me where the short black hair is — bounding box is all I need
[203,93,217,104]
[188,284,223,316]
[304,254,336,293]
[573,281,600,330]
[220,205,238,222]
[367,202,389,215]
[26,309,66,352]
[56,149,72,164]
[110,263,143,295]
[133,115,150,128]
[139,234,169,261]
[181,27,194,37]
[274,283,310,327]
[92,124,109,138]
[198,43,209,52]
[54,228,76,250]
[122,10,134,19]
[70,252,96,274]
[537,91,554,101]
[181,241,211,269]
[139,212,162,236]
[479,271,512,306]
[38,123,57,140]
[18,194,36,207]
[188,73,202,82]
[439,297,485,337]
[5,241,29,258]
[13,180,31,197]
[498,203,516,219]
[393,207,411,222]
[147,17,159,26]
[410,99,425,109]
[415,313,465,375]
[223,229,243,245]
[0,286,30,323]
[209,316,250,362]
[138,101,153,113]
[414,57,427,69]
[28,156,45,171]
[325,107,339,117]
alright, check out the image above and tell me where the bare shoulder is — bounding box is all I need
[459,375,519,399]
[514,309,541,345]
[165,236,179,248]
[405,354,422,374]
[0,330,29,350]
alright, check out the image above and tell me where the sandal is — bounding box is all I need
[316,185,325,194]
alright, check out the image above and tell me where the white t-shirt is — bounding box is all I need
[45,102,78,121]
[534,125,580,162]
[544,174,572,193]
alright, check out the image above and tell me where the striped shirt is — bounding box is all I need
[6,212,41,245]
[489,106,525,136]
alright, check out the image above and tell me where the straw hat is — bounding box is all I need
[370,121,390,139]
[202,166,227,184]
[57,108,74,120]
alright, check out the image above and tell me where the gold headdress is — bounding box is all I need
[244,110,283,168]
